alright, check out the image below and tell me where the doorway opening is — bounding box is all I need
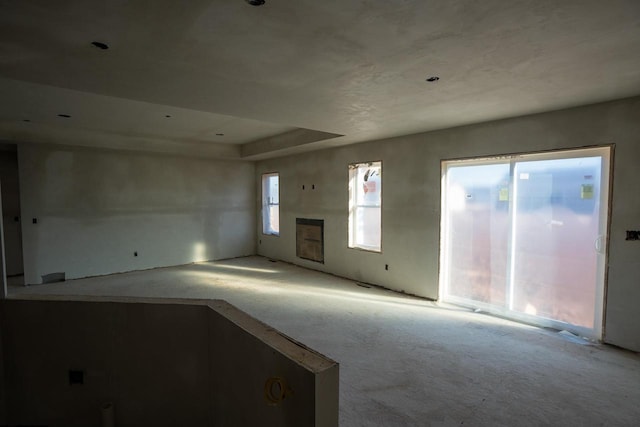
[0,144,25,291]
[439,146,611,339]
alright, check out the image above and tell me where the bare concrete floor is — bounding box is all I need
[10,256,640,426]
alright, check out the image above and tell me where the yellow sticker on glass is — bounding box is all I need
[499,187,509,201]
[581,184,594,199]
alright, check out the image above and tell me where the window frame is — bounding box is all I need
[348,160,382,252]
[439,145,612,340]
[261,172,280,236]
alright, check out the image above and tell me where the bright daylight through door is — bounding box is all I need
[440,147,611,339]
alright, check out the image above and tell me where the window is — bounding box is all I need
[440,147,611,339]
[348,161,382,251]
[262,173,279,235]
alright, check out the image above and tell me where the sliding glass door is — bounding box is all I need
[440,147,610,339]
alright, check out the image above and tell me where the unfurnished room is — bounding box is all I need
[0,1,639,426]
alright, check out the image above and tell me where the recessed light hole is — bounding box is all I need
[57,114,71,118]
[246,0,266,5]
[165,115,171,118]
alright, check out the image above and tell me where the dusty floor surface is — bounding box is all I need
[10,256,640,426]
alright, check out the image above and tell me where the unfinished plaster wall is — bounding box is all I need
[256,96,640,352]
[1,297,338,426]
[18,144,255,284]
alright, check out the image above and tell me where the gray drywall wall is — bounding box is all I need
[209,299,339,426]
[256,96,640,352]
[18,144,256,284]
[2,300,210,426]
[1,297,338,426]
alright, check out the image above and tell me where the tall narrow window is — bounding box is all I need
[349,161,382,251]
[262,173,279,235]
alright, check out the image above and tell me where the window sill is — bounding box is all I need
[348,246,381,254]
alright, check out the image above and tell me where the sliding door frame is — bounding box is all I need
[439,145,613,340]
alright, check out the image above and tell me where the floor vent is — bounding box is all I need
[42,272,65,284]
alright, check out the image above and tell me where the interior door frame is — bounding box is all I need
[0,179,8,299]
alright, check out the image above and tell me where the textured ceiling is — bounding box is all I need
[1,0,639,159]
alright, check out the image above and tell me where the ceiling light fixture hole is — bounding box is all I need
[246,0,265,5]
[91,41,109,50]
[165,115,171,118]
[57,114,71,118]
[426,76,440,82]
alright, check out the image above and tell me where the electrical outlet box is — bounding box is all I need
[626,231,640,241]
[69,370,84,385]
